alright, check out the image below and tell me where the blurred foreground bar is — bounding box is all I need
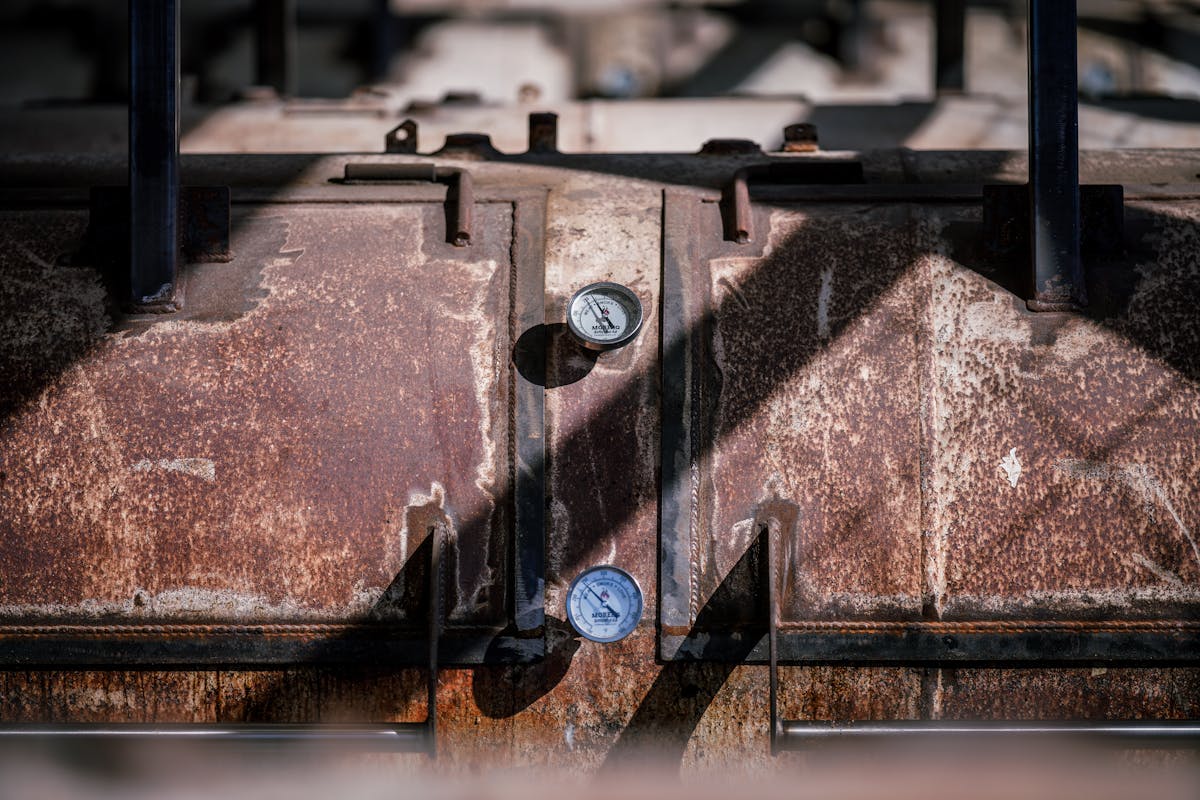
[777,720,1200,750]
[0,723,431,751]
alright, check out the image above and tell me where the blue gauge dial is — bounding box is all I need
[566,565,643,643]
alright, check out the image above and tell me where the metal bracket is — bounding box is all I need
[342,162,473,246]
[385,119,419,154]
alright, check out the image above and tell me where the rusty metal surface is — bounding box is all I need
[1,149,1198,772]
[660,187,1200,661]
[931,667,1200,719]
[930,203,1200,621]
[661,194,927,645]
[0,194,543,664]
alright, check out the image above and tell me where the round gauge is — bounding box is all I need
[565,565,644,643]
[566,282,644,351]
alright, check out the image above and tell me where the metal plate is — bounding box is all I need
[0,186,546,666]
[660,188,1200,663]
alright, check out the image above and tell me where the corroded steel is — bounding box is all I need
[0,147,1197,774]
[0,190,543,665]
[661,185,1200,663]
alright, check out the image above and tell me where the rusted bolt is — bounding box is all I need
[720,168,754,243]
[782,123,819,153]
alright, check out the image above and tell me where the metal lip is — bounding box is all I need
[565,565,644,643]
[565,281,644,351]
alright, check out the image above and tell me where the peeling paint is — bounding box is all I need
[999,448,1022,488]
[816,267,833,340]
[131,458,216,482]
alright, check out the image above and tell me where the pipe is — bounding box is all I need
[777,720,1200,750]
[0,723,430,751]
[935,0,966,93]
[255,0,297,97]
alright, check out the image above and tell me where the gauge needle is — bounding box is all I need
[587,586,619,618]
[587,297,617,330]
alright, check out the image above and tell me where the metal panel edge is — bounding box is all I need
[659,189,703,659]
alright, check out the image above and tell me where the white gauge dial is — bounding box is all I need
[565,565,643,643]
[566,282,643,351]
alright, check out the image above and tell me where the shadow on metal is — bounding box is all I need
[599,538,766,772]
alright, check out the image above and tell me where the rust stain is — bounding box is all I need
[929,204,1200,619]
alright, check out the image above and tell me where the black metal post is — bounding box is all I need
[935,0,966,92]
[371,0,396,82]
[255,0,297,97]
[426,521,440,759]
[129,0,180,308]
[1027,0,1085,310]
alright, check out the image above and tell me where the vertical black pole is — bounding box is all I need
[255,0,297,97]
[935,0,966,93]
[371,0,396,82]
[129,0,180,308]
[1027,0,1085,310]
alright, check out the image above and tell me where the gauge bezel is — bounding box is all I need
[565,281,644,351]
[565,565,644,643]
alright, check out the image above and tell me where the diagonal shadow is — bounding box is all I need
[597,535,765,771]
